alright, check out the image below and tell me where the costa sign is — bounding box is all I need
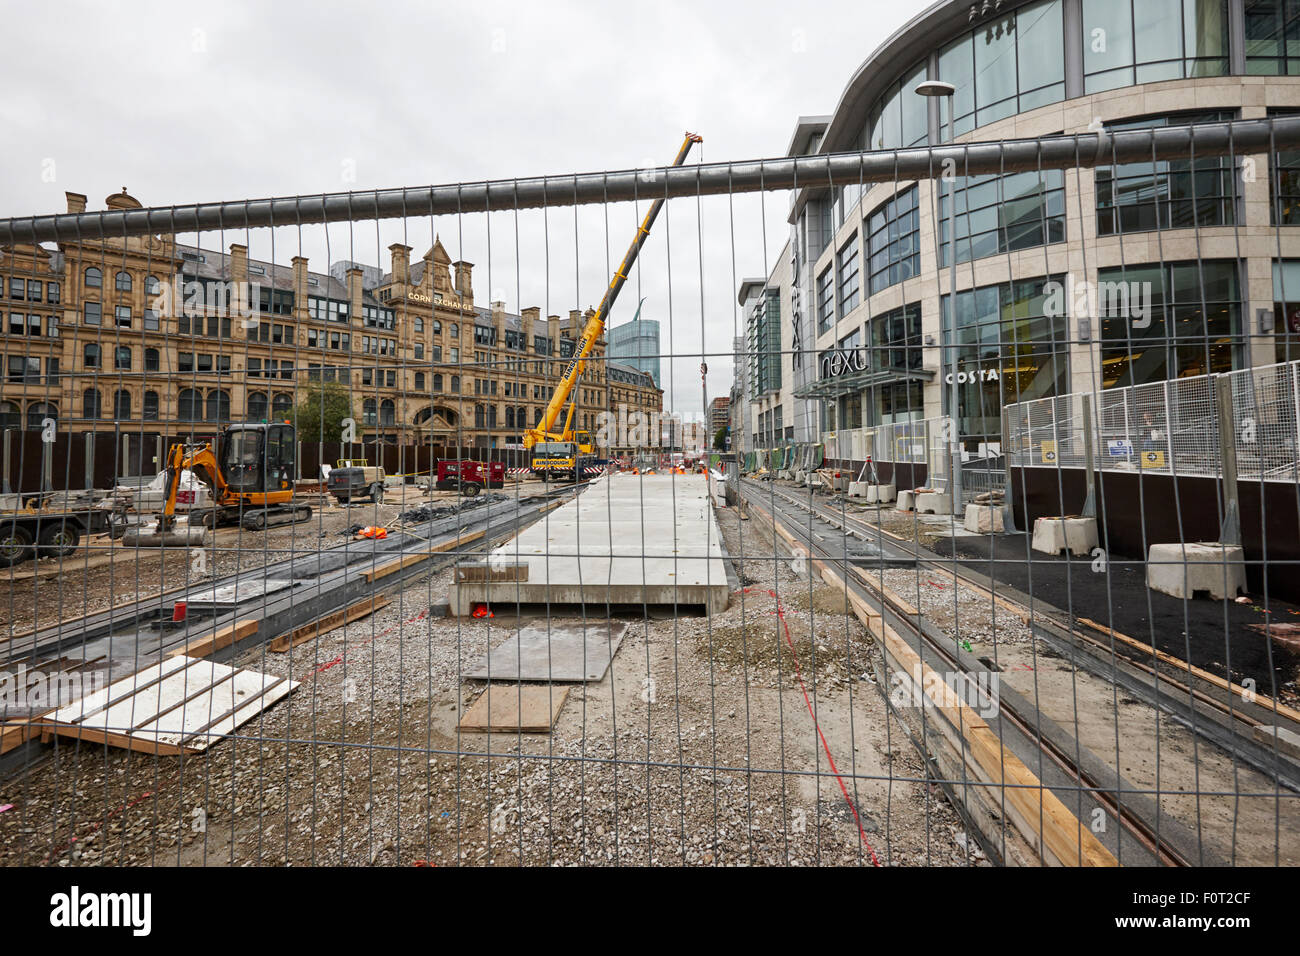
[945,367,1000,384]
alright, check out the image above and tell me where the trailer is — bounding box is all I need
[0,501,115,567]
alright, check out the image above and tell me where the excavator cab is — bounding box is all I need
[221,423,295,495]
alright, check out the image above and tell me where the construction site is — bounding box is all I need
[3,8,1300,914]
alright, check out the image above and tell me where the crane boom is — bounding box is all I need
[525,132,702,449]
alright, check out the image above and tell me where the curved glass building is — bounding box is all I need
[750,0,1300,455]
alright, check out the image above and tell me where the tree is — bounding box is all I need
[293,382,355,443]
[713,425,728,451]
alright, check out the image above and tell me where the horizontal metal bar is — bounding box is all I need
[4,116,1300,244]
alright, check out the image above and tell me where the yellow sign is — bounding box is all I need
[1040,440,1057,464]
[1140,449,1166,469]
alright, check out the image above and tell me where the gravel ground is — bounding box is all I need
[0,500,977,867]
[0,483,533,640]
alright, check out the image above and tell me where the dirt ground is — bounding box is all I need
[0,502,976,867]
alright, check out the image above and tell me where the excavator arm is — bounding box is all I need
[525,132,702,450]
[158,441,227,531]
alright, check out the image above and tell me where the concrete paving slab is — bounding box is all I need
[464,623,628,682]
[449,475,731,615]
[458,684,570,733]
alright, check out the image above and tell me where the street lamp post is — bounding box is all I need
[915,79,963,517]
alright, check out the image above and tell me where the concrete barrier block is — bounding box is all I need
[915,492,952,515]
[1147,542,1247,601]
[866,483,896,504]
[1032,516,1098,556]
[896,490,916,511]
[964,503,1004,533]
[847,480,869,498]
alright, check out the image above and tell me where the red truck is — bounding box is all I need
[435,459,504,496]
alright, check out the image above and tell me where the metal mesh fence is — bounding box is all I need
[0,119,1298,874]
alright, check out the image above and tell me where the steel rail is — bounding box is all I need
[749,480,1300,792]
[740,479,1191,866]
[4,118,1300,243]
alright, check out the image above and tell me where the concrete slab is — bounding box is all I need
[1147,542,1247,601]
[463,623,628,682]
[458,684,570,733]
[449,475,730,615]
[186,578,296,612]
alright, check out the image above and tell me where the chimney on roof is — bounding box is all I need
[229,243,248,284]
[521,306,539,339]
[389,243,411,285]
[65,192,87,214]
[291,256,309,321]
[492,300,506,337]
[347,268,363,324]
[453,260,474,301]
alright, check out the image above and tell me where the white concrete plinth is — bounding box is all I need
[964,503,1004,534]
[915,492,952,515]
[448,474,730,615]
[794,469,806,483]
[896,489,916,511]
[1032,516,1098,556]
[847,480,869,498]
[866,483,896,504]
[1147,542,1247,601]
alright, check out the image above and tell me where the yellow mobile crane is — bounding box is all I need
[525,132,702,480]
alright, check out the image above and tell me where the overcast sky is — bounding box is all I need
[3,0,933,419]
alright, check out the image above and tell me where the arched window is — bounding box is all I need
[475,404,485,428]
[114,390,131,420]
[450,323,459,338]
[83,343,101,369]
[488,405,497,427]
[115,346,131,370]
[247,391,269,421]
[518,407,528,428]
[505,407,516,428]
[363,398,377,425]
[534,407,544,425]
[178,388,202,421]
[0,401,19,430]
[432,320,442,335]
[115,271,132,292]
[83,389,102,419]
[145,348,159,371]
[271,393,292,419]
[143,391,160,421]
[380,399,395,426]
[84,267,102,289]
[27,402,56,431]
[414,317,424,333]
[415,372,425,390]
[206,389,230,422]
[433,373,443,392]
[145,275,160,296]
[450,375,460,393]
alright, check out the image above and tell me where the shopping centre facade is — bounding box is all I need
[742,0,1300,455]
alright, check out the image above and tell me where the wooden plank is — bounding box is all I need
[166,618,260,659]
[0,714,51,755]
[45,723,190,756]
[458,684,570,733]
[751,497,1116,867]
[1076,616,1300,725]
[361,529,487,583]
[269,595,390,652]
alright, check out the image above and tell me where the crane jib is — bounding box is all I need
[528,132,701,449]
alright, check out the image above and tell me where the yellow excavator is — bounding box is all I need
[525,132,701,478]
[125,422,312,545]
